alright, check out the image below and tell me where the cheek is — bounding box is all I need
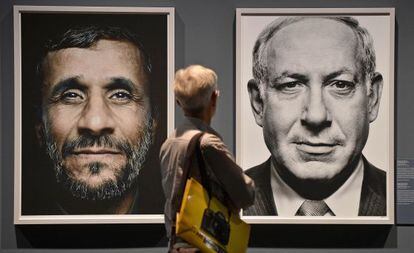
[328,94,369,138]
[46,107,79,144]
[113,105,149,142]
[262,98,301,155]
[326,93,370,158]
[263,96,304,137]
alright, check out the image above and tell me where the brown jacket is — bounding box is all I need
[160,117,255,236]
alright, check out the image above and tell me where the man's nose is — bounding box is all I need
[301,87,331,130]
[77,96,115,135]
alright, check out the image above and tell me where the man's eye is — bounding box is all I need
[109,90,133,102]
[60,91,84,102]
[275,81,304,93]
[328,80,355,95]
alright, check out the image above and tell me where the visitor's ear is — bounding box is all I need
[211,90,219,108]
[247,79,264,127]
[367,72,383,122]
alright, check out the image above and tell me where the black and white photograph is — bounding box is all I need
[236,8,394,223]
[14,6,174,224]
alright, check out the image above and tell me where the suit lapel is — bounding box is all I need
[358,157,387,216]
[244,159,278,216]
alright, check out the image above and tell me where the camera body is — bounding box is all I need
[201,208,230,245]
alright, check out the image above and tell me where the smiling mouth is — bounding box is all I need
[295,142,337,154]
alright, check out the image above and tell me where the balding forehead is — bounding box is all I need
[268,18,358,55]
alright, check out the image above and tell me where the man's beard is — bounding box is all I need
[42,115,153,201]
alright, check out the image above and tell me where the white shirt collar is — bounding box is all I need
[270,158,364,217]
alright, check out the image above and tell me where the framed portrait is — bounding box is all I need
[236,8,394,224]
[14,5,174,224]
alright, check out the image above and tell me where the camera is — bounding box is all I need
[201,208,230,245]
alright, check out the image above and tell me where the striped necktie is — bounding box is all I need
[295,200,332,216]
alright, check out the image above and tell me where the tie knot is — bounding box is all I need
[296,200,331,216]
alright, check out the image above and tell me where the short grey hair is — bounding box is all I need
[173,65,218,113]
[253,16,376,85]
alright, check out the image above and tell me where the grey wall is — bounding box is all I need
[2,0,414,252]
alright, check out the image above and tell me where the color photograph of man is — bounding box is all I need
[20,14,168,215]
[242,16,390,217]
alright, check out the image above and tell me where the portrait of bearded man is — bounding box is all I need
[18,12,170,217]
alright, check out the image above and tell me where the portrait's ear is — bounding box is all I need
[247,79,264,127]
[367,72,383,122]
[151,117,158,138]
[34,106,44,146]
[35,122,44,147]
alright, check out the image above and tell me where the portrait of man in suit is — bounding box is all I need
[244,16,387,217]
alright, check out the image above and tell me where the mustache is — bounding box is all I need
[61,133,132,158]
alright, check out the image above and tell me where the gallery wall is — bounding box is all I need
[1,0,414,252]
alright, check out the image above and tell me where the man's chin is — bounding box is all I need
[76,176,118,190]
[287,161,344,181]
[67,178,126,201]
[279,160,357,199]
[57,167,129,201]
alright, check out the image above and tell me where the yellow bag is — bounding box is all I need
[176,178,250,253]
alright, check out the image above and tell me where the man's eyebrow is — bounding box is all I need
[323,68,356,83]
[270,72,309,83]
[105,77,139,93]
[51,77,86,96]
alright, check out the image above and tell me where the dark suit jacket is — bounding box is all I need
[243,157,386,216]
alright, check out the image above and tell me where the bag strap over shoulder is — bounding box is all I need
[176,131,223,217]
[188,133,213,197]
[176,132,205,212]
[170,132,205,245]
